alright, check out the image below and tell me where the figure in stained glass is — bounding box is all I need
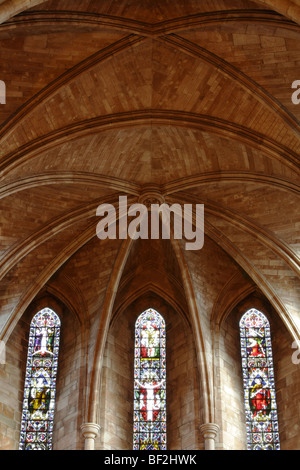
[239,308,280,450]
[249,372,271,418]
[19,308,60,450]
[141,320,160,358]
[28,369,52,417]
[247,333,266,357]
[133,308,166,450]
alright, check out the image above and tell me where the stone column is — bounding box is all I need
[199,423,219,450]
[80,423,100,450]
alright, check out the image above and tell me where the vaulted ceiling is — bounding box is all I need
[0,0,299,349]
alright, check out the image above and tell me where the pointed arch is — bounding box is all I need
[133,308,166,450]
[239,308,280,450]
[19,307,61,450]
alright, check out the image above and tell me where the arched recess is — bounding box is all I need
[19,305,61,450]
[84,229,211,450]
[28,292,87,450]
[99,290,202,450]
[0,292,85,450]
[84,231,205,424]
[214,291,300,450]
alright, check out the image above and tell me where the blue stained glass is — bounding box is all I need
[239,308,280,450]
[19,308,61,450]
[133,308,166,450]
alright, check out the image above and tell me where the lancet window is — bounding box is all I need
[19,308,61,450]
[133,308,166,450]
[239,308,280,450]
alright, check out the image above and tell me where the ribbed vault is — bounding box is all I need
[0,0,299,444]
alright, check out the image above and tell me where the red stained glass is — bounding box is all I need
[239,309,280,450]
[19,308,60,450]
[133,308,166,450]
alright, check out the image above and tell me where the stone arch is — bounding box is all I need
[99,291,203,450]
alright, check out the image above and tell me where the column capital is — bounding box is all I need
[199,423,220,450]
[81,422,101,438]
[199,422,219,438]
[81,423,101,450]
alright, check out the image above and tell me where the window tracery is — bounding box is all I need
[133,308,166,450]
[19,308,61,450]
[239,308,280,450]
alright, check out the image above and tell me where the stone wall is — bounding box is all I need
[0,314,27,449]
[1,289,299,450]
[216,293,300,450]
[99,295,201,450]
[0,295,84,450]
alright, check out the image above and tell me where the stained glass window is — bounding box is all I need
[19,308,61,450]
[239,308,280,450]
[133,308,166,450]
